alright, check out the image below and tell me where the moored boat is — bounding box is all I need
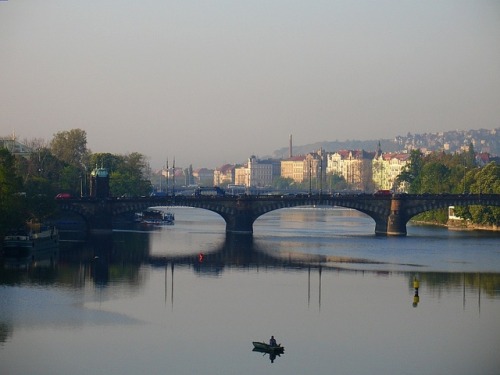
[140,209,175,225]
[2,223,59,265]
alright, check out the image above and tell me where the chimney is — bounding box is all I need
[289,134,293,158]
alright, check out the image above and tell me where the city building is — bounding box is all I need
[281,149,326,183]
[213,164,235,187]
[192,168,214,186]
[326,150,375,191]
[281,155,307,182]
[280,150,325,185]
[372,151,410,191]
[0,136,32,158]
[234,156,275,187]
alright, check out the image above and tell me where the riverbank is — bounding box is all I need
[411,219,499,232]
[447,219,499,232]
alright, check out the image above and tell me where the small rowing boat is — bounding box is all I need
[252,341,285,353]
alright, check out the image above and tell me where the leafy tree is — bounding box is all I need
[397,150,423,193]
[465,162,500,225]
[23,176,58,221]
[415,152,452,223]
[465,142,476,168]
[122,152,151,177]
[326,173,348,192]
[420,162,451,193]
[21,147,70,223]
[90,152,151,197]
[471,162,500,194]
[272,177,295,190]
[58,165,82,195]
[0,149,26,234]
[10,143,65,222]
[89,153,121,172]
[109,170,151,197]
[50,129,90,168]
[33,148,66,183]
[399,149,498,226]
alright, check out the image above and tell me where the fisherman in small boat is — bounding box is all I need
[269,336,277,347]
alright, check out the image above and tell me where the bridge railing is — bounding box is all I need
[57,192,500,203]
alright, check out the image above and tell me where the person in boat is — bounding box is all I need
[269,335,277,347]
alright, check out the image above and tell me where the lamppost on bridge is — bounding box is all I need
[172,157,176,196]
[79,164,88,197]
[166,158,169,195]
[308,159,312,196]
[80,173,85,198]
[319,149,323,197]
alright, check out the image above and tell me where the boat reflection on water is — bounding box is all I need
[2,250,59,270]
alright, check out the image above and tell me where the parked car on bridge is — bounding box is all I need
[373,190,392,196]
[55,193,72,199]
[150,191,167,197]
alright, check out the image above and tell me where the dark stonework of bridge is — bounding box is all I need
[56,194,500,236]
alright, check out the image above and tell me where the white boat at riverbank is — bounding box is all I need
[137,209,175,226]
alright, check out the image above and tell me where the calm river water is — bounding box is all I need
[1,207,499,375]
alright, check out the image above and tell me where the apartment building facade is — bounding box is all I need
[192,168,214,186]
[372,152,410,191]
[326,150,375,191]
[213,164,235,187]
[234,156,276,187]
[280,150,325,184]
[281,155,307,182]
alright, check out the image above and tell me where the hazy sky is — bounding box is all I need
[1,1,499,169]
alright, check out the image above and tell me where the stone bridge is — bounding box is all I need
[56,193,500,236]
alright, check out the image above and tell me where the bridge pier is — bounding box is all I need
[374,219,389,236]
[385,198,407,236]
[87,202,114,235]
[224,213,255,234]
[373,198,407,236]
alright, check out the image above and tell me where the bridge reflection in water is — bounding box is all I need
[48,232,493,313]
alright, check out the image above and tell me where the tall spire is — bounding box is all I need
[375,141,383,158]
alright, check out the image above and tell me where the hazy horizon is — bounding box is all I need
[1,1,499,169]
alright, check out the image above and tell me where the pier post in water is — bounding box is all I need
[386,197,407,236]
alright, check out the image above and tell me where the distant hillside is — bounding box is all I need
[273,128,499,158]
